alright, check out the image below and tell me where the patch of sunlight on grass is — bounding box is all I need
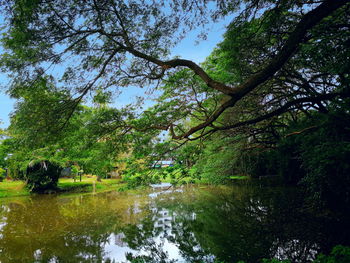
[58,176,123,193]
[0,180,29,198]
[229,175,249,180]
[0,176,124,198]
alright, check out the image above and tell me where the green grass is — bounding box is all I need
[229,175,249,180]
[58,176,124,193]
[58,177,123,193]
[0,176,124,198]
[0,180,29,198]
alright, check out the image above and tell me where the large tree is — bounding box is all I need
[0,0,349,142]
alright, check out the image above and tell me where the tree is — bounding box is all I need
[4,79,132,190]
[0,0,348,143]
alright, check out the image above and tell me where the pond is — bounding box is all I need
[0,183,349,263]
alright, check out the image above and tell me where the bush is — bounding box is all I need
[122,171,161,189]
[231,245,350,263]
[191,137,244,184]
[122,173,144,189]
[0,167,6,181]
[314,245,350,263]
[301,141,350,210]
[26,160,62,192]
[296,111,350,210]
[253,109,350,210]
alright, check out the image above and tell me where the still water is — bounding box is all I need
[0,183,349,263]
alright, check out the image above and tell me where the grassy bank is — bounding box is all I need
[58,177,123,193]
[0,180,28,198]
[0,177,124,198]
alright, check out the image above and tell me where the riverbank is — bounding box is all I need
[0,177,124,198]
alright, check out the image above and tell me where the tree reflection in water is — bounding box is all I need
[0,184,349,262]
[120,185,350,263]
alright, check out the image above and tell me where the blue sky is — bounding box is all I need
[0,16,231,129]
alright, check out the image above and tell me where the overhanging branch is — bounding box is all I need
[161,0,348,139]
[212,92,350,132]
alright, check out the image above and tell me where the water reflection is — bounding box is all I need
[0,184,349,262]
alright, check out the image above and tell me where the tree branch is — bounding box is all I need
[213,92,350,132]
[165,0,348,139]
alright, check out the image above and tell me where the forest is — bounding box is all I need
[0,0,349,262]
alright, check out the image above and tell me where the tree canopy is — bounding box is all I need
[0,0,348,143]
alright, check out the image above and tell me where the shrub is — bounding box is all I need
[0,167,6,181]
[314,245,350,263]
[297,111,350,210]
[26,160,62,192]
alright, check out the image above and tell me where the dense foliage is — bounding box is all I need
[0,0,349,204]
[0,0,348,140]
[26,160,62,192]
[0,3,349,263]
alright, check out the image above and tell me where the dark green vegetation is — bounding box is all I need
[0,0,349,262]
[0,185,349,263]
[26,160,62,192]
[0,0,348,195]
[238,245,350,263]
